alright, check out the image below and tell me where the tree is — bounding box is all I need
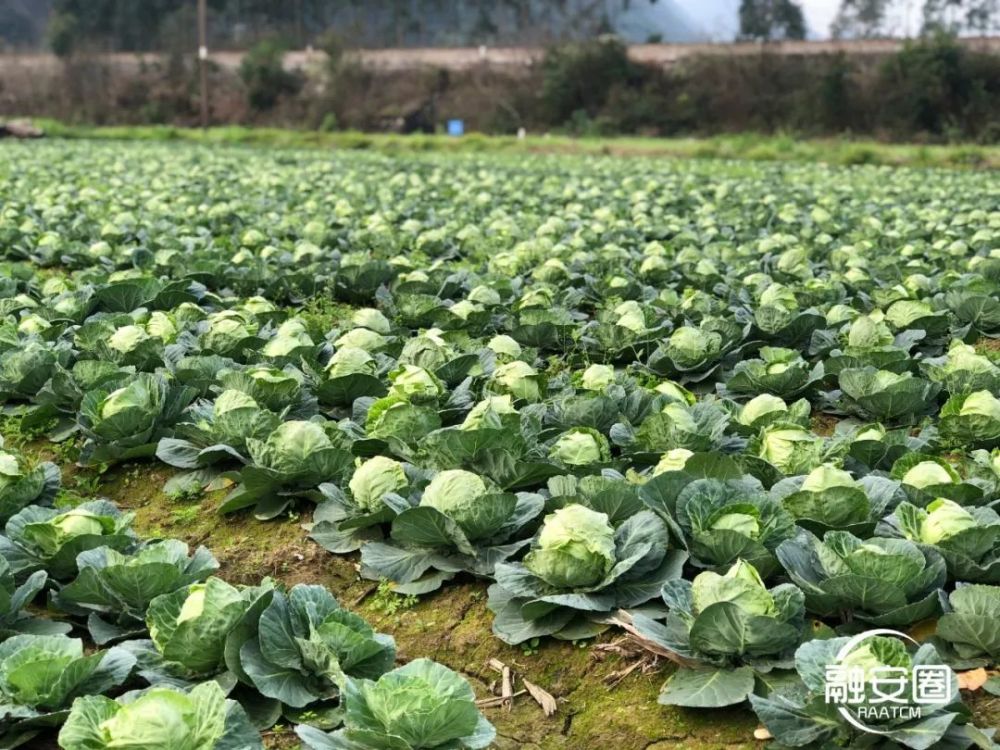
[46,10,78,56]
[922,0,999,34]
[0,0,52,49]
[40,0,678,51]
[830,0,893,38]
[238,37,303,110]
[738,0,807,41]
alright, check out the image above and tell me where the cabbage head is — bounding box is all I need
[146,577,266,677]
[580,364,615,392]
[690,560,777,618]
[0,634,134,717]
[388,364,444,401]
[665,327,722,370]
[523,504,616,589]
[756,424,825,475]
[295,659,494,750]
[460,396,517,430]
[489,361,541,402]
[940,390,1000,448]
[418,470,488,531]
[58,681,262,750]
[653,448,694,475]
[777,530,946,625]
[325,347,376,379]
[548,428,611,466]
[350,456,409,514]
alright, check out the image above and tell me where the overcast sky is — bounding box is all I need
[799,0,923,37]
[801,0,841,36]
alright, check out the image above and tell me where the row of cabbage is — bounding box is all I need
[2,142,1000,747]
[0,438,493,750]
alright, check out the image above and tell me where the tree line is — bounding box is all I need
[0,0,997,52]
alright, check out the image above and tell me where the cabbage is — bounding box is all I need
[920,498,978,544]
[250,421,332,474]
[212,389,258,415]
[960,390,1000,421]
[800,464,856,493]
[389,365,444,400]
[450,300,483,320]
[885,299,934,328]
[107,325,150,354]
[655,380,696,405]
[419,470,489,530]
[351,307,392,334]
[523,504,616,589]
[326,347,377,378]
[580,364,615,391]
[653,448,694,475]
[758,426,820,475]
[146,311,177,342]
[350,456,408,513]
[847,315,894,350]
[712,511,761,537]
[614,300,646,333]
[549,428,609,466]
[177,583,207,623]
[902,460,956,489]
[147,577,257,677]
[334,328,388,353]
[486,335,522,360]
[262,318,313,358]
[760,283,798,311]
[460,395,517,430]
[666,327,720,368]
[739,394,788,426]
[468,285,501,305]
[241,296,275,315]
[399,329,454,370]
[295,660,492,750]
[690,560,776,617]
[853,424,887,442]
[202,312,254,354]
[58,681,253,750]
[490,361,541,402]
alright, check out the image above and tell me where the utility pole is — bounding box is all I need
[198,0,209,129]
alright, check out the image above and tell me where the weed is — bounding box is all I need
[370,580,419,617]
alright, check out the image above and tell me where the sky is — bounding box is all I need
[801,0,842,37]
[798,0,924,38]
[670,0,848,41]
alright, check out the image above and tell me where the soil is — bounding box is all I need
[17,338,1000,748]
[9,434,761,750]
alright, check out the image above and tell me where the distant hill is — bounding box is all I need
[0,0,51,48]
[0,0,743,50]
[291,1,739,47]
[615,0,739,43]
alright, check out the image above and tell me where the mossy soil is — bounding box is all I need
[19,431,1000,750]
[13,401,1000,749]
[9,431,761,750]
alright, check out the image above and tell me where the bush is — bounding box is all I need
[530,33,999,142]
[816,53,853,132]
[47,12,77,58]
[877,33,1000,139]
[239,38,302,112]
[318,113,338,132]
[540,37,638,125]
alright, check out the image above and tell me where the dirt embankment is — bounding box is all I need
[4,36,1000,74]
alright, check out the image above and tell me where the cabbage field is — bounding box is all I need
[1,139,1000,749]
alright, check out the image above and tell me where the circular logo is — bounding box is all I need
[824,629,954,736]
